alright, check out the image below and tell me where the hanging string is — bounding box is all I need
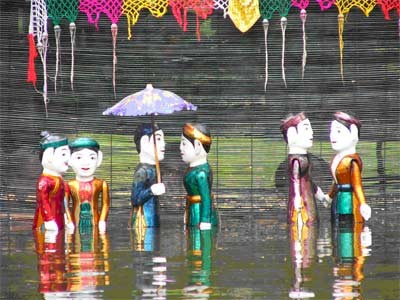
[123,0,168,40]
[281,16,288,88]
[259,0,291,89]
[79,0,123,99]
[214,0,230,18]
[169,0,214,41]
[262,19,269,91]
[335,0,377,83]
[54,25,61,93]
[70,22,76,91]
[376,0,400,37]
[46,0,79,91]
[28,0,49,117]
[300,9,307,79]
[292,1,310,79]
[316,0,336,10]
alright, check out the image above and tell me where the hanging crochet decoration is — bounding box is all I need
[334,0,377,82]
[27,0,49,116]
[123,0,168,40]
[79,0,123,98]
[169,0,214,41]
[227,0,260,33]
[259,0,292,90]
[46,0,79,92]
[214,0,230,18]
[376,0,400,37]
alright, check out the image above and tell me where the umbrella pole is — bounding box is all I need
[151,115,161,183]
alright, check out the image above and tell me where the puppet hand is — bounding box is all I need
[323,195,332,208]
[99,220,106,233]
[151,183,166,195]
[66,221,75,234]
[44,220,58,232]
[44,230,57,244]
[361,226,372,248]
[360,203,371,221]
[294,196,302,210]
[199,222,211,230]
[315,187,325,202]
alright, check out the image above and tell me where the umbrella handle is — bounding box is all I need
[151,119,161,183]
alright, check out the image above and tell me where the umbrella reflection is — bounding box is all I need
[183,227,216,299]
[288,222,317,299]
[130,226,170,299]
[331,221,372,300]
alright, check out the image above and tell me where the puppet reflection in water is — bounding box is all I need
[66,226,110,297]
[288,222,317,299]
[130,226,160,252]
[130,227,168,299]
[332,221,372,300]
[33,230,69,297]
[183,227,216,298]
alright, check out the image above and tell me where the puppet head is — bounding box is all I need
[39,131,70,176]
[69,137,103,182]
[280,112,313,154]
[180,123,212,166]
[134,123,165,164]
[330,111,361,153]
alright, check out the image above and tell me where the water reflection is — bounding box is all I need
[130,226,159,252]
[33,230,69,298]
[130,227,168,299]
[288,222,317,299]
[331,221,372,300]
[66,227,110,298]
[33,228,110,299]
[183,228,216,299]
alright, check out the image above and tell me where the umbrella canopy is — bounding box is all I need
[102,84,197,116]
[102,84,197,183]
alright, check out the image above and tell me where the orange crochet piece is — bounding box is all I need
[169,0,214,41]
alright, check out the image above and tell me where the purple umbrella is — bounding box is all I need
[103,83,197,182]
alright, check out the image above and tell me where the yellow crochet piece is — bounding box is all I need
[335,0,376,81]
[335,0,376,16]
[228,0,260,33]
[123,0,168,39]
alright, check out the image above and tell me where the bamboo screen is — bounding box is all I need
[0,1,399,216]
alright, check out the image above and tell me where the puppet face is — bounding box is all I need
[180,135,197,164]
[141,130,165,162]
[330,120,357,152]
[287,118,313,150]
[69,148,102,179]
[42,145,71,175]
